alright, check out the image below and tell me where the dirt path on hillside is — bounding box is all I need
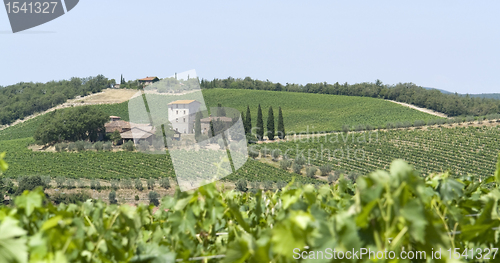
[0,89,205,132]
[0,89,138,131]
[386,100,448,118]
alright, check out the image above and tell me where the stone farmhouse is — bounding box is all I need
[168,100,202,134]
[104,116,156,144]
[138,76,159,86]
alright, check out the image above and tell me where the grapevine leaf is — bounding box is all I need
[400,199,427,243]
[14,190,43,216]
[0,217,28,263]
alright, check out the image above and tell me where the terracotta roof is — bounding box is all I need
[138,76,159,81]
[200,116,233,123]
[167,100,199,105]
[105,120,131,133]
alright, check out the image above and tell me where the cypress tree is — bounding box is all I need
[245,105,252,135]
[241,111,246,133]
[277,106,285,140]
[267,106,275,140]
[195,111,202,141]
[256,104,264,140]
[210,120,215,137]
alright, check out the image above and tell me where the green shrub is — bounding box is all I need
[121,179,133,189]
[279,159,292,170]
[135,179,143,191]
[55,143,63,152]
[15,175,45,195]
[327,174,336,184]
[260,147,270,157]
[319,164,332,176]
[50,191,92,205]
[148,191,160,206]
[109,191,117,204]
[2,178,16,195]
[147,178,155,190]
[84,141,93,150]
[276,180,286,189]
[77,179,85,188]
[306,166,317,178]
[65,178,76,189]
[75,140,86,152]
[236,179,248,192]
[41,176,52,188]
[414,120,426,127]
[160,178,170,189]
[292,163,302,174]
[68,142,76,152]
[90,179,101,190]
[55,177,65,188]
[250,181,260,190]
[295,155,306,166]
[122,141,135,151]
[263,181,273,191]
[94,141,104,151]
[110,180,119,190]
[271,149,280,161]
[248,147,259,159]
[103,142,112,151]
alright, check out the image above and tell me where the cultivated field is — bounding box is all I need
[262,124,500,180]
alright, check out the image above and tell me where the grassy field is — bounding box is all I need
[96,89,441,133]
[202,89,441,132]
[0,137,319,185]
[261,124,500,180]
[0,89,440,142]
[0,88,444,184]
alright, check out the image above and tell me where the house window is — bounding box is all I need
[176,118,178,122]
[176,110,178,114]
[184,110,186,115]
[183,118,186,122]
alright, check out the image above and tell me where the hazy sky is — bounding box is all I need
[1,1,499,93]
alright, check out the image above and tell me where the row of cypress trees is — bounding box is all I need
[242,105,285,141]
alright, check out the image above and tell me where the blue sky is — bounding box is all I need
[1,1,499,93]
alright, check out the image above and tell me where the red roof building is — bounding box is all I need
[138,76,159,86]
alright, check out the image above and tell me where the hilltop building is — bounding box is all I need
[168,100,201,134]
[138,76,159,86]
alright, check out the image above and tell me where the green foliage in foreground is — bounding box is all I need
[2,158,500,262]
